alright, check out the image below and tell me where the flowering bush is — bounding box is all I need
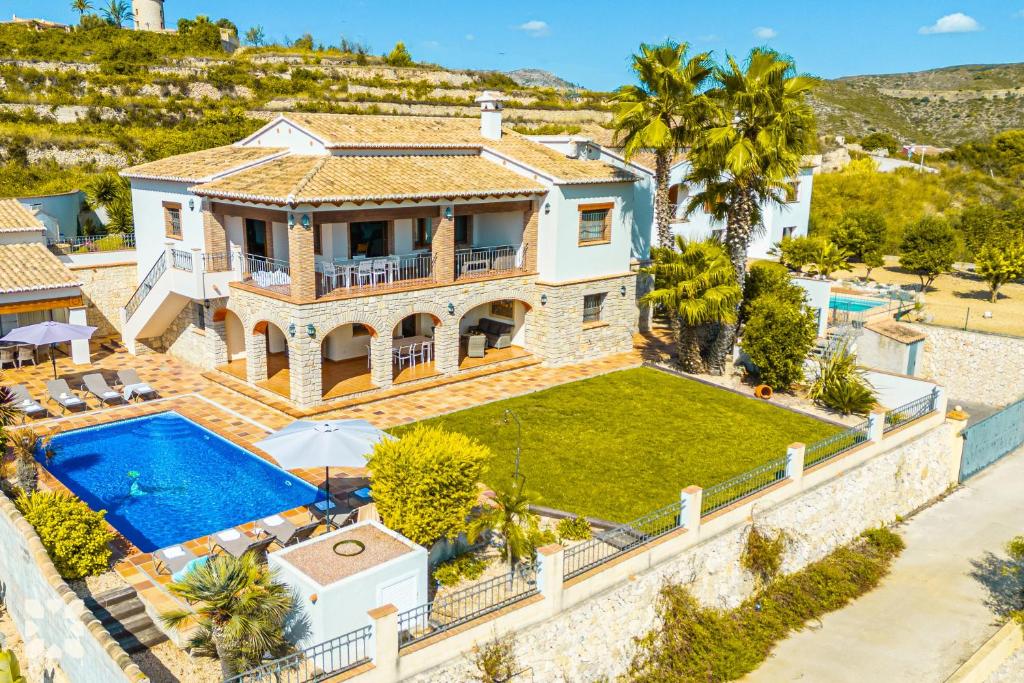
[15,491,113,579]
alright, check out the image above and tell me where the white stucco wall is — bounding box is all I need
[792,276,832,337]
[242,119,329,154]
[473,210,523,248]
[0,230,46,245]
[323,323,373,361]
[129,179,204,281]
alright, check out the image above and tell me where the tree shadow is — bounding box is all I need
[952,288,1001,303]
[968,551,1024,618]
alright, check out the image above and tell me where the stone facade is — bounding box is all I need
[908,323,1024,407]
[411,422,955,682]
[532,274,637,365]
[154,299,216,369]
[70,261,137,337]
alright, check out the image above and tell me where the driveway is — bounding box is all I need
[747,448,1024,683]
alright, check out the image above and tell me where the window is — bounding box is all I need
[782,226,796,239]
[785,182,800,203]
[710,227,726,243]
[313,224,322,256]
[578,203,613,244]
[583,293,606,324]
[351,323,371,337]
[454,215,472,246]
[163,202,182,239]
[668,184,688,222]
[414,217,433,250]
[192,302,206,331]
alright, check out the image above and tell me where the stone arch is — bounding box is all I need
[382,303,448,339]
[454,289,536,321]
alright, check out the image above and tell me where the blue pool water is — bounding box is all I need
[829,295,885,313]
[39,412,321,552]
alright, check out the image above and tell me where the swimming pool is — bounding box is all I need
[39,412,321,552]
[829,295,886,313]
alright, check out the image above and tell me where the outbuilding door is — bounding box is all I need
[378,574,419,613]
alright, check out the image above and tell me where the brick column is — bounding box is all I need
[433,206,455,284]
[245,330,268,383]
[202,206,229,271]
[369,333,394,389]
[288,215,316,302]
[434,319,460,376]
[522,199,539,272]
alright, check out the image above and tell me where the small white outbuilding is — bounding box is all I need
[270,521,428,647]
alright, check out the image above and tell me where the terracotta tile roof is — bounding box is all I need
[865,318,926,344]
[0,199,45,233]
[0,243,82,294]
[276,113,634,184]
[121,145,287,183]
[192,154,547,204]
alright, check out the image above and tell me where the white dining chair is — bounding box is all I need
[409,342,424,366]
[355,260,373,286]
[421,341,433,363]
[371,259,388,285]
[395,344,413,369]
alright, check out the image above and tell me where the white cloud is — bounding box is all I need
[918,12,983,34]
[465,33,475,41]
[517,20,550,37]
[753,26,777,39]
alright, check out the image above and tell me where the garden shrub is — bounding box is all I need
[771,235,824,272]
[433,554,490,587]
[740,525,787,589]
[526,516,557,549]
[470,633,519,683]
[556,516,592,541]
[741,294,817,390]
[809,341,877,416]
[628,527,904,682]
[369,425,489,547]
[15,491,114,579]
[740,261,805,324]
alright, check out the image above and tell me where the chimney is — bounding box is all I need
[475,91,503,140]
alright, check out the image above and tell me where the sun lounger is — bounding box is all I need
[154,544,202,577]
[209,528,275,560]
[81,373,127,407]
[45,380,88,414]
[6,385,47,421]
[255,515,320,547]
[117,369,159,401]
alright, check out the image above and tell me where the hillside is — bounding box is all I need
[813,63,1024,146]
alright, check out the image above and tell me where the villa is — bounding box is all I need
[119,94,646,409]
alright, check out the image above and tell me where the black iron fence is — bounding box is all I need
[884,390,939,433]
[223,625,371,683]
[700,455,789,517]
[803,421,870,469]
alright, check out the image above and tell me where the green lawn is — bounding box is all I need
[397,367,840,523]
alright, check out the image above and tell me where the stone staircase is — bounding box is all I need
[83,586,168,655]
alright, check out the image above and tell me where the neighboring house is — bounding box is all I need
[119,94,643,409]
[0,199,90,360]
[15,190,92,241]
[528,135,814,259]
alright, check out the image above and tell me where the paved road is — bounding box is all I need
[747,448,1024,683]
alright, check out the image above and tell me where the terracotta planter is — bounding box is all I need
[754,384,773,400]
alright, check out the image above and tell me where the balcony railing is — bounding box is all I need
[315,253,434,298]
[202,251,236,273]
[455,244,526,279]
[169,248,193,272]
[242,253,291,296]
[47,233,135,254]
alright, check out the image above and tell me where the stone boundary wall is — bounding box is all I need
[71,261,137,337]
[908,323,1024,407]
[397,416,956,682]
[0,494,147,683]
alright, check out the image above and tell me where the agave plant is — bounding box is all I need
[8,429,54,495]
[809,340,877,415]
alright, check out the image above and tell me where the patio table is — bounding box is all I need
[392,335,433,364]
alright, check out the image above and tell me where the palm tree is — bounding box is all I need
[101,0,130,28]
[0,381,17,489]
[468,481,535,571]
[70,0,93,22]
[641,237,742,373]
[687,48,818,370]
[84,173,124,210]
[611,41,713,249]
[161,553,293,679]
[8,429,54,494]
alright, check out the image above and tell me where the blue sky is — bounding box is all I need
[6,1,1023,89]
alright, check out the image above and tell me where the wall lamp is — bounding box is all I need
[301,214,312,229]
[540,294,548,306]
[287,323,296,338]
[447,302,455,316]
[306,323,316,338]
[188,198,196,211]
[288,214,296,228]
[544,202,551,215]
[620,285,627,296]
[443,206,454,220]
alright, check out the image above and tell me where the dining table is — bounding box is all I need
[391,335,433,364]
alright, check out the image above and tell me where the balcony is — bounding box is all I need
[315,252,434,298]
[241,253,292,297]
[455,244,527,281]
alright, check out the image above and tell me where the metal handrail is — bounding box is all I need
[47,233,136,253]
[124,253,167,322]
[700,455,789,517]
[316,253,434,297]
[884,389,939,433]
[455,243,526,279]
[223,625,372,683]
[170,248,194,272]
[243,253,291,292]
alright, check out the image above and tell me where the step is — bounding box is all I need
[87,598,147,625]
[105,612,164,641]
[89,586,137,607]
[115,627,169,655]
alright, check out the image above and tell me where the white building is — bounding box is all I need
[131,0,164,31]
[119,94,645,409]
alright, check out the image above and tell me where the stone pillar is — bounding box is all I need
[368,604,399,682]
[868,407,887,442]
[369,333,394,390]
[434,318,460,376]
[191,247,204,295]
[786,442,806,485]
[202,205,229,270]
[635,268,654,333]
[522,199,539,272]
[288,334,322,408]
[287,214,316,302]
[68,307,91,365]
[209,315,228,367]
[945,406,970,483]
[231,244,244,279]
[246,330,268,383]
[536,544,565,615]
[433,206,455,284]
[679,485,702,534]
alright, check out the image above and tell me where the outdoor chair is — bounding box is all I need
[209,528,275,561]
[466,334,486,359]
[7,384,47,421]
[45,379,88,414]
[371,258,389,285]
[16,346,36,368]
[82,373,127,407]
[420,340,433,363]
[0,348,15,370]
[355,260,374,286]
[116,369,159,401]
[256,516,321,548]
[395,344,414,369]
[153,544,207,579]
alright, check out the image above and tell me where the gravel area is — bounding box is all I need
[0,608,27,678]
[68,570,130,601]
[281,525,413,585]
[132,642,221,683]
[985,640,1024,683]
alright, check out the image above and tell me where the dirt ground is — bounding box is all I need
[836,256,1024,337]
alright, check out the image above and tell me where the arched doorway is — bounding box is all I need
[458,299,532,370]
[320,322,377,399]
[213,308,248,379]
[253,320,290,397]
[392,313,440,384]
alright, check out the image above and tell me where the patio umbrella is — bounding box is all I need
[254,419,391,528]
[0,321,97,378]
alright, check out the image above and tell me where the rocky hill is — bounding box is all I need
[812,63,1024,146]
[506,69,578,90]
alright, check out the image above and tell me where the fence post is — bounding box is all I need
[868,407,887,442]
[231,244,244,279]
[680,485,702,534]
[163,240,174,268]
[192,247,204,294]
[945,407,971,484]
[931,385,948,417]
[367,604,399,683]
[536,544,565,615]
[786,443,806,486]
